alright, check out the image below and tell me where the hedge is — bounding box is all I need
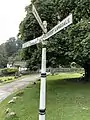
[1,68,18,76]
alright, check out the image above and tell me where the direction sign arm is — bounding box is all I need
[32,4,46,33]
[22,35,43,48]
[43,14,72,40]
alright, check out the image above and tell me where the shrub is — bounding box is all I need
[0,79,3,83]
[1,68,18,76]
[8,78,13,80]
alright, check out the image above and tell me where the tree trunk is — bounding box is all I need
[84,64,90,82]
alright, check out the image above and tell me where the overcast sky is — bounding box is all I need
[0,0,30,45]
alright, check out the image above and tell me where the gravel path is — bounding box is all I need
[0,74,40,103]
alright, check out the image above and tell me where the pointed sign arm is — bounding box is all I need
[22,35,43,48]
[43,14,72,40]
[32,4,46,33]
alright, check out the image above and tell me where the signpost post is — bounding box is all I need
[39,21,47,120]
[22,4,72,120]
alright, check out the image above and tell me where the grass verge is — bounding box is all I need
[0,75,30,85]
[1,73,90,120]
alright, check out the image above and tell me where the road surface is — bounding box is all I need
[0,74,40,103]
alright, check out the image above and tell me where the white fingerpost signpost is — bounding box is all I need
[39,20,47,120]
[22,4,72,120]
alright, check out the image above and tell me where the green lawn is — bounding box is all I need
[1,73,90,120]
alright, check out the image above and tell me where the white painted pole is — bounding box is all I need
[39,21,47,120]
[39,47,46,120]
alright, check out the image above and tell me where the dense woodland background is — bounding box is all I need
[1,0,90,81]
[0,37,23,68]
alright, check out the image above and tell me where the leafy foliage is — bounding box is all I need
[1,68,18,76]
[5,37,23,57]
[0,37,23,68]
[19,0,90,80]
[65,19,90,67]
[0,43,8,68]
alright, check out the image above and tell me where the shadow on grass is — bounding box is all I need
[47,78,90,92]
[47,77,82,85]
[46,77,90,97]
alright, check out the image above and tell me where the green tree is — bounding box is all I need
[5,37,17,57]
[5,37,23,57]
[0,37,23,68]
[65,19,90,81]
[0,43,8,68]
[19,0,90,81]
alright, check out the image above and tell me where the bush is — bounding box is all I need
[1,68,18,76]
[8,78,13,80]
[0,79,3,83]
